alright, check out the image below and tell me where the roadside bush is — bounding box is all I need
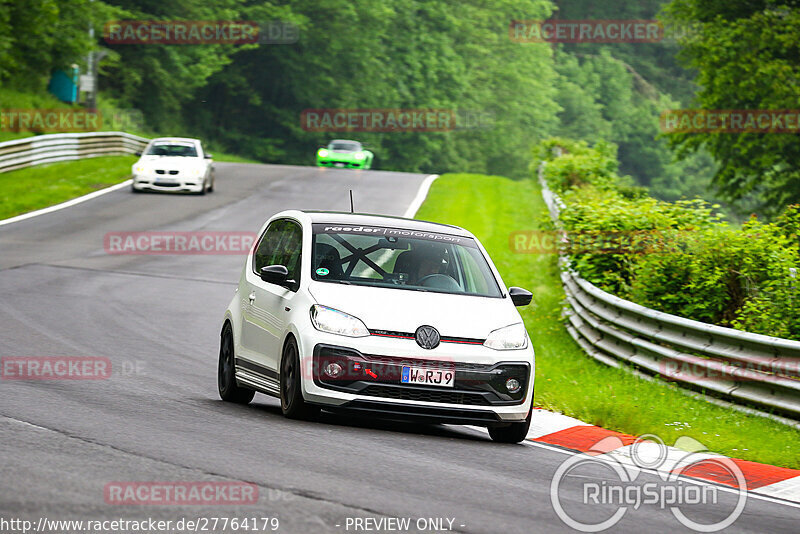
[536,138,621,193]
[558,187,721,296]
[630,219,800,334]
[533,136,800,340]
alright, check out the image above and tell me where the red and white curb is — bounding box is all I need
[523,408,800,504]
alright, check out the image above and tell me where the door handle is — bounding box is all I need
[248,292,256,303]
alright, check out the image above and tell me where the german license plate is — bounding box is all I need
[401,366,455,387]
[335,162,345,167]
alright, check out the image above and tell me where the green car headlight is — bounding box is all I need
[318,149,329,157]
[354,152,365,160]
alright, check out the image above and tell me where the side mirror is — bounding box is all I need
[260,265,289,285]
[134,151,141,157]
[205,153,213,159]
[509,287,533,307]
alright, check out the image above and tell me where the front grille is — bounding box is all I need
[361,354,491,372]
[369,329,484,345]
[155,169,165,174]
[169,170,179,175]
[361,385,490,405]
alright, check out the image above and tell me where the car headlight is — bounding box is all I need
[310,305,369,337]
[318,149,329,157]
[134,166,146,173]
[483,323,528,350]
[354,152,365,160]
[191,168,200,175]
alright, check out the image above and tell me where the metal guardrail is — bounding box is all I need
[0,132,149,174]
[538,162,800,418]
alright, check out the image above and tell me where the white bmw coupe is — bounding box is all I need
[218,211,536,442]
[131,137,214,194]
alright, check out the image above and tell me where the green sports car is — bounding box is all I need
[316,139,374,169]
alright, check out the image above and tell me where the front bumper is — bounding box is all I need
[132,175,204,193]
[302,341,534,425]
[316,158,367,169]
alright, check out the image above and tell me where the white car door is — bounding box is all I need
[240,219,303,375]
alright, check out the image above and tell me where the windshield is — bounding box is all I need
[328,141,360,152]
[311,224,502,297]
[145,143,198,157]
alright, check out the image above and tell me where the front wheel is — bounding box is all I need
[218,323,255,404]
[488,405,532,443]
[280,337,319,420]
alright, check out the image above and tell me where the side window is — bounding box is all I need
[253,220,286,274]
[252,219,303,291]
[277,222,303,288]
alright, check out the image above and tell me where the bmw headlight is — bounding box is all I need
[483,323,528,350]
[134,165,146,173]
[318,148,329,157]
[310,305,369,337]
[354,152,365,160]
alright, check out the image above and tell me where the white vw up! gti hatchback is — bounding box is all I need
[218,210,535,442]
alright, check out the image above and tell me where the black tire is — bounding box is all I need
[488,404,532,443]
[131,183,141,193]
[280,337,319,420]
[218,323,255,404]
[207,175,215,192]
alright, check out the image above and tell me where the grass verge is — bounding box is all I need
[0,156,136,220]
[415,172,800,468]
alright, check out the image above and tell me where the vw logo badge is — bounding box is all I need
[415,325,440,350]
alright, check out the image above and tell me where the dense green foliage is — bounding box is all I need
[418,172,800,469]
[662,0,800,216]
[537,138,800,340]
[5,0,797,212]
[1,0,720,195]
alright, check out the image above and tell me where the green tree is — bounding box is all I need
[662,0,800,216]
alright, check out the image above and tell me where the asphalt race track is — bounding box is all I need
[1,163,798,533]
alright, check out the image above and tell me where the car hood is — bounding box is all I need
[137,156,206,169]
[307,281,520,339]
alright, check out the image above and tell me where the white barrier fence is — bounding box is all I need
[0,132,149,173]
[539,162,800,418]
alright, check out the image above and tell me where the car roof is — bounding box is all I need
[149,137,201,144]
[329,139,361,144]
[285,210,473,237]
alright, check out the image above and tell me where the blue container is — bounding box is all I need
[48,66,79,103]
